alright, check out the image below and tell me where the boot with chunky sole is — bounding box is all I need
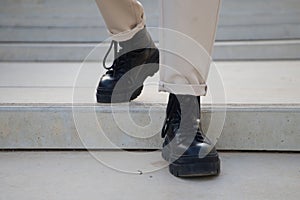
[96,27,159,103]
[161,94,220,177]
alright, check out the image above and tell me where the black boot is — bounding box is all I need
[161,93,220,177]
[96,27,159,103]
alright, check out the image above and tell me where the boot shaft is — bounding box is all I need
[162,93,202,140]
[119,27,156,52]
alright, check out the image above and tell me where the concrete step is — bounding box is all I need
[0,151,299,200]
[1,40,300,62]
[0,61,300,150]
[1,0,300,42]
[1,0,300,62]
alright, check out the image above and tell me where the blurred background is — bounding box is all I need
[0,0,299,61]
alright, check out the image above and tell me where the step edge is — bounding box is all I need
[1,103,300,112]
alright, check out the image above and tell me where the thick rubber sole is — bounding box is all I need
[96,50,159,103]
[162,148,220,177]
[169,160,220,177]
[96,85,144,103]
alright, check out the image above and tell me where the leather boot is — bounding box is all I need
[96,27,159,103]
[161,93,220,177]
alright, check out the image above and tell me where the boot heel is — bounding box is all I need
[130,86,144,101]
[169,159,220,177]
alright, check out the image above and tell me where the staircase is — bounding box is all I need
[0,0,300,151]
[1,1,300,199]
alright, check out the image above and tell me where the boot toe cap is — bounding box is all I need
[97,75,117,91]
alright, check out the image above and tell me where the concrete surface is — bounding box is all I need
[1,0,300,42]
[1,0,300,62]
[0,151,299,200]
[2,40,300,62]
[1,61,300,150]
[1,61,300,104]
[1,103,300,150]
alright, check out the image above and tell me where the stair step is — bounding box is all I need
[1,0,300,42]
[1,103,299,151]
[1,151,299,199]
[1,40,300,62]
[0,61,300,150]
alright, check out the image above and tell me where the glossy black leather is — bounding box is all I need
[162,94,219,162]
[98,48,159,92]
[96,27,159,103]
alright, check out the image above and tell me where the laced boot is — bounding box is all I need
[96,27,159,103]
[161,93,220,177]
